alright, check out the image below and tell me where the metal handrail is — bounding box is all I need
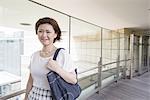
[78,59,130,74]
[0,89,26,100]
[0,59,130,100]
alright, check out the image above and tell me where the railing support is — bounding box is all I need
[97,57,102,94]
[123,54,127,79]
[116,55,120,81]
[148,37,150,72]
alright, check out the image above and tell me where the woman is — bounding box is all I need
[24,17,77,100]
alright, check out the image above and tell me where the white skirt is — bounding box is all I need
[28,86,53,100]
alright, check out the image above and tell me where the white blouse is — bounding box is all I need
[28,49,77,90]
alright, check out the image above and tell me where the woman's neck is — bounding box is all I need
[42,45,55,52]
[40,45,56,57]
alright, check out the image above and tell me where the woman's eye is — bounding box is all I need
[38,30,43,33]
[46,31,51,34]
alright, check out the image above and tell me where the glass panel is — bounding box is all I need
[101,29,120,88]
[70,18,101,75]
[0,27,22,97]
[70,18,101,89]
[102,28,112,66]
[0,0,69,97]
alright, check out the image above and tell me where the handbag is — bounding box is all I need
[47,48,81,100]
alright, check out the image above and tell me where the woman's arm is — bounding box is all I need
[46,58,77,84]
[24,73,33,100]
[56,67,77,84]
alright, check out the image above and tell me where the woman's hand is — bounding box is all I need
[46,58,77,84]
[46,58,60,72]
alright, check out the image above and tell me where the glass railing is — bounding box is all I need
[78,59,131,90]
[0,59,130,100]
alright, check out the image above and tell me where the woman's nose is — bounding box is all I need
[42,32,47,37]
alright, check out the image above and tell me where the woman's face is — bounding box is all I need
[37,23,57,46]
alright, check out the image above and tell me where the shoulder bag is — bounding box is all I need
[47,48,81,100]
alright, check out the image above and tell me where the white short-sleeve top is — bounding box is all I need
[28,49,77,90]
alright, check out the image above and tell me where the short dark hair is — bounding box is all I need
[35,17,61,43]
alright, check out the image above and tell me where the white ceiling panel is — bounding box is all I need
[31,0,150,30]
[0,0,149,31]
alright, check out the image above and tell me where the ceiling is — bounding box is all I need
[0,0,150,32]
[32,0,150,30]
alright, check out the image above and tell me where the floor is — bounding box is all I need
[87,72,150,100]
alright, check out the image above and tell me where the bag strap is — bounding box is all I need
[75,69,77,74]
[75,68,78,81]
[53,48,79,82]
[53,48,64,60]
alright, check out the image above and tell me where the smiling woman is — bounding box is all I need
[37,24,57,45]
[24,17,78,100]
[35,18,61,44]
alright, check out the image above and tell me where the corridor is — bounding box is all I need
[0,0,150,100]
[87,72,150,100]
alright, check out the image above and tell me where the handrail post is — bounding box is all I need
[116,55,120,81]
[97,57,102,94]
[139,35,143,75]
[148,37,150,72]
[148,56,150,72]
[123,54,127,79]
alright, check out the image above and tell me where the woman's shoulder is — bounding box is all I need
[57,48,71,59]
[58,48,68,55]
[31,50,40,58]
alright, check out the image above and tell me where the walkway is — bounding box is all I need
[87,72,150,100]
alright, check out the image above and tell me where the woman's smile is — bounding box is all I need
[37,23,57,46]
